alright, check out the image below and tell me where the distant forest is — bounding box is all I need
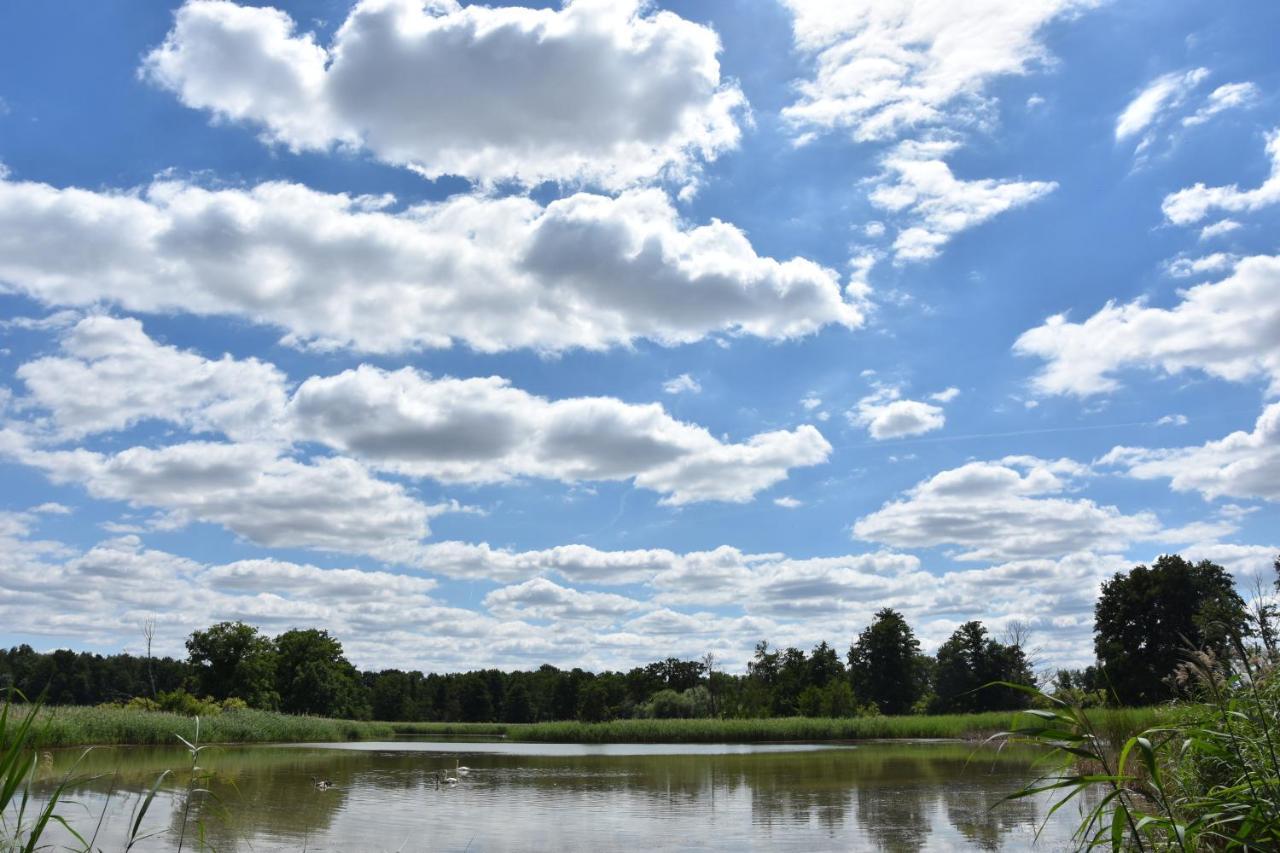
[4,553,1273,722]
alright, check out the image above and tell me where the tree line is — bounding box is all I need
[2,552,1269,721]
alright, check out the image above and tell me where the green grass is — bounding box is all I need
[505,708,1169,744]
[390,721,512,736]
[4,706,398,749]
[4,705,1169,749]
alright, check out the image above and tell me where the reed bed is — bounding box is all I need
[4,706,398,749]
[5,705,1168,749]
[505,708,1168,744]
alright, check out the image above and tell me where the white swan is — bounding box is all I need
[455,759,471,777]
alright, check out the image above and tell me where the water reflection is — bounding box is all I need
[31,740,1079,851]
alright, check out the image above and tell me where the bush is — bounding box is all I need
[994,643,1280,850]
[115,689,226,716]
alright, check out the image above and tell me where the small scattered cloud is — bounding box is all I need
[1182,82,1260,128]
[663,374,702,395]
[1199,219,1242,241]
[848,384,946,440]
[929,387,960,403]
[1163,130,1280,226]
[1164,252,1238,278]
[1115,67,1209,143]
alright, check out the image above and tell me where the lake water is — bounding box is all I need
[32,739,1086,851]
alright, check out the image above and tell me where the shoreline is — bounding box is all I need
[12,705,1167,749]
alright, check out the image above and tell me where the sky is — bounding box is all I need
[0,0,1277,675]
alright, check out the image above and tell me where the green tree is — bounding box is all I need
[457,673,494,722]
[806,641,844,687]
[1095,554,1248,705]
[274,628,366,718]
[577,682,610,722]
[185,621,278,708]
[847,608,925,715]
[503,680,534,723]
[930,621,1034,713]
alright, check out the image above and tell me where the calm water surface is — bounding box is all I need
[34,739,1086,851]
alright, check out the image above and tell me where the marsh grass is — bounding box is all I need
[991,655,1280,851]
[504,709,1165,744]
[3,706,401,749]
[5,706,1166,749]
[1,692,168,853]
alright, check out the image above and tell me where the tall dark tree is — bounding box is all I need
[1095,555,1248,705]
[847,608,925,715]
[930,621,1034,713]
[274,628,366,718]
[807,642,844,687]
[577,682,610,722]
[457,673,495,722]
[185,621,278,708]
[503,680,534,723]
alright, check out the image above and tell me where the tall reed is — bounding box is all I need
[991,650,1280,851]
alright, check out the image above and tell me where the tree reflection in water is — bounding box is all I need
[32,741,1060,851]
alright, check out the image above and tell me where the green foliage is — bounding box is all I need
[1095,554,1248,705]
[797,681,867,717]
[639,686,713,719]
[0,691,171,852]
[848,608,926,715]
[274,628,367,719]
[119,689,227,716]
[930,621,1034,713]
[2,705,398,749]
[0,644,187,705]
[506,709,1161,744]
[994,644,1280,850]
[503,681,534,723]
[185,621,279,709]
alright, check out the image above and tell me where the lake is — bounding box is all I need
[33,739,1085,851]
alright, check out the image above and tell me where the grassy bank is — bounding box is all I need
[504,707,1167,744]
[8,705,1168,748]
[6,705,398,748]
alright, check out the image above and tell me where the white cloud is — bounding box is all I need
[1115,67,1208,141]
[930,387,961,403]
[1156,414,1188,427]
[1016,255,1280,396]
[9,321,831,507]
[800,395,822,411]
[852,456,1166,561]
[848,384,946,440]
[1164,252,1237,278]
[1199,219,1242,241]
[0,434,455,565]
[780,0,1095,143]
[1182,82,1260,128]
[869,142,1056,262]
[142,0,746,189]
[662,373,701,395]
[1163,130,1280,225]
[773,496,803,509]
[0,176,862,354]
[1102,403,1280,503]
[1181,541,1279,580]
[2,510,1228,670]
[16,315,288,442]
[484,577,647,623]
[288,365,830,505]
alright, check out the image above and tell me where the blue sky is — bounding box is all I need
[0,0,1277,673]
